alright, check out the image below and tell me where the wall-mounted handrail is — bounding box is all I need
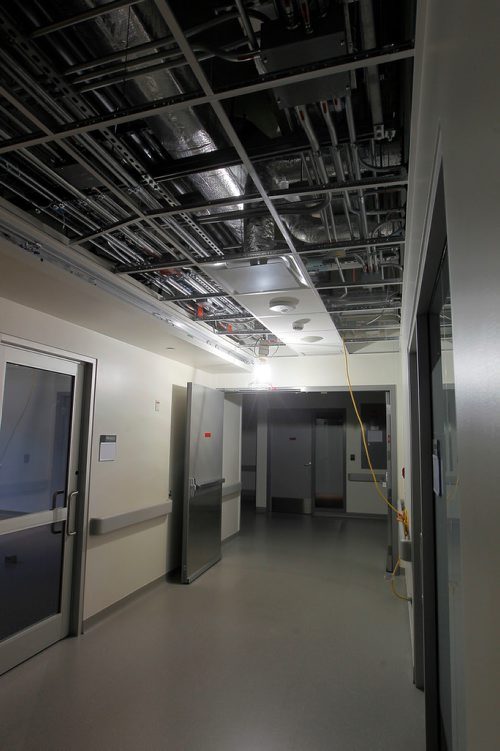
[222,482,242,498]
[89,501,172,535]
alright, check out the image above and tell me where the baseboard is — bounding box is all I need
[222,529,240,544]
[313,511,386,520]
[82,574,165,632]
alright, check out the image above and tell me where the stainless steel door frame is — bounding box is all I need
[0,345,84,674]
[311,409,346,515]
[182,383,224,584]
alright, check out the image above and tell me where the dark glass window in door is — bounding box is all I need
[429,250,466,750]
[0,364,73,641]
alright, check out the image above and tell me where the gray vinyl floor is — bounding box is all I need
[0,510,425,751]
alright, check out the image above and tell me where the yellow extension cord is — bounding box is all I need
[341,339,411,602]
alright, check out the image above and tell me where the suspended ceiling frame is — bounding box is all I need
[0,0,414,358]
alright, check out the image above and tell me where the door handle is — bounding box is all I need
[51,490,65,534]
[304,462,312,467]
[194,478,225,493]
[67,490,78,537]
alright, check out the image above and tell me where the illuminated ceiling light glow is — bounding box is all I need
[251,358,272,388]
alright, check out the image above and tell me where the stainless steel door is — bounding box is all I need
[182,383,224,584]
[0,346,83,674]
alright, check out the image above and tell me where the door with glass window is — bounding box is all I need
[0,346,83,674]
[429,250,466,749]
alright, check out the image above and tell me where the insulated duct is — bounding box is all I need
[71,1,247,236]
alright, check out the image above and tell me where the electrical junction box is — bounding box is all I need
[260,8,349,108]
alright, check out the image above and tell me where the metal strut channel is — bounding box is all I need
[0,45,414,155]
[113,236,405,275]
[316,279,403,291]
[73,176,406,245]
[30,1,146,38]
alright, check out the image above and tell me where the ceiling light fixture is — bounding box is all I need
[269,297,299,314]
[251,357,272,389]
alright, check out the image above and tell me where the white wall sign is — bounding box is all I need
[99,434,117,462]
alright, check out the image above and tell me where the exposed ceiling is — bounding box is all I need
[0,0,415,364]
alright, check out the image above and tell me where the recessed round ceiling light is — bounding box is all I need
[302,335,323,343]
[269,297,299,313]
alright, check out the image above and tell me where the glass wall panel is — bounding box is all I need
[0,365,73,519]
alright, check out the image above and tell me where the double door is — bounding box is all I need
[0,345,83,674]
[269,409,345,514]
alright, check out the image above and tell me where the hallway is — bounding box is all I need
[0,514,424,751]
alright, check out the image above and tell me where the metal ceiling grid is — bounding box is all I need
[0,0,415,356]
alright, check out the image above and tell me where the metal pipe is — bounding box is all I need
[342,0,357,89]
[345,91,371,253]
[295,106,349,295]
[358,0,384,135]
[235,0,258,50]
[279,0,298,29]
[319,100,355,235]
[299,0,313,34]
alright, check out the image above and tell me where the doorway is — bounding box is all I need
[0,344,87,674]
[240,390,393,520]
[267,408,346,516]
[312,411,345,514]
[409,166,466,751]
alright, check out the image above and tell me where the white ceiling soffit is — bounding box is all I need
[234,284,343,355]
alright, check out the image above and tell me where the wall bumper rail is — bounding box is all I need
[89,501,172,535]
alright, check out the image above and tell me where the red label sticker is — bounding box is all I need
[204,432,212,438]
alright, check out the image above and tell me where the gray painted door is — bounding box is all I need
[269,409,312,513]
[182,383,224,584]
[0,346,83,675]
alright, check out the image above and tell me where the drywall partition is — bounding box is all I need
[0,296,214,619]
[221,394,242,540]
[401,0,500,746]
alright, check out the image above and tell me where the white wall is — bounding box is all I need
[0,296,214,619]
[221,394,242,541]
[401,1,500,746]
